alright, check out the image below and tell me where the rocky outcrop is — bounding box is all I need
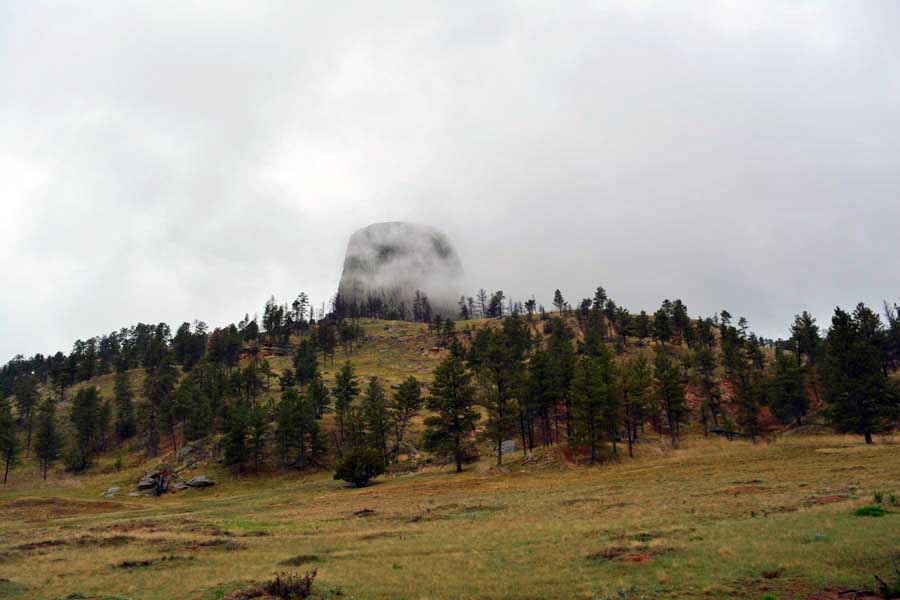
[337,222,463,320]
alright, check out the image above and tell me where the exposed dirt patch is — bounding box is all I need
[587,545,670,564]
[15,538,67,551]
[1,497,122,522]
[786,582,883,599]
[805,495,850,506]
[723,485,768,495]
[182,539,245,551]
[15,534,134,552]
[222,585,276,600]
[114,554,195,569]
[359,530,416,541]
[279,554,319,566]
[98,520,164,533]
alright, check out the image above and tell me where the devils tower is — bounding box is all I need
[337,222,463,319]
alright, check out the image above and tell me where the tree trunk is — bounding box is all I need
[627,423,634,458]
[3,457,9,483]
[865,431,873,444]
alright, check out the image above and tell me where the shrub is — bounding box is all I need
[891,493,898,507]
[854,505,888,517]
[333,448,386,488]
[264,570,316,600]
[874,490,885,504]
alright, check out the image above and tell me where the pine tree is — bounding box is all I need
[69,386,100,471]
[114,370,136,439]
[247,400,268,472]
[791,310,822,365]
[693,347,721,434]
[332,362,359,444]
[0,397,19,483]
[362,377,390,463]
[13,375,38,456]
[223,399,250,472]
[653,348,688,447]
[33,397,62,480]
[569,351,616,464]
[546,318,576,442]
[276,388,322,468]
[770,349,809,425]
[621,354,651,457]
[424,349,478,473]
[553,289,566,315]
[822,305,898,443]
[294,339,319,387]
[141,353,178,457]
[390,376,422,457]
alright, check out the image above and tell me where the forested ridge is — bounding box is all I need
[1,286,898,485]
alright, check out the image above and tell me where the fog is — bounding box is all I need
[337,222,464,319]
[2,1,900,360]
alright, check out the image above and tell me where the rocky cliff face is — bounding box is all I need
[337,222,463,319]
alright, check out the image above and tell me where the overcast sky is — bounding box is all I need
[2,1,899,361]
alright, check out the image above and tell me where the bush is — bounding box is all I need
[854,505,888,517]
[333,448,386,487]
[264,570,317,600]
[874,490,885,504]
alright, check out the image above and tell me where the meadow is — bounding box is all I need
[1,432,898,600]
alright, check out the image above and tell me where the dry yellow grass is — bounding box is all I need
[1,434,898,600]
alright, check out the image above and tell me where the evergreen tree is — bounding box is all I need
[293,339,319,387]
[653,348,688,447]
[621,354,651,457]
[469,318,530,465]
[693,347,721,434]
[276,388,322,468]
[791,310,822,365]
[223,399,250,472]
[247,400,268,472]
[390,376,422,457]
[96,398,112,451]
[770,349,809,425]
[569,348,617,464]
[652,307,672,343]
[114,370,136,439]
[33,397,62,480]
[546,318,576,442]
[13,375,39,456]
[634,310,651,343]
[0,397,19,483]
[553,289,566,315]
[822,305,898,443]
[424,349,478,473]
[332,362,359,444]
[69,386,100,471]
[362,377,390,463]
[141,352,178,457]
[525,348,555,447]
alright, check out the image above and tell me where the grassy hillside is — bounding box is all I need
[1,317,898,600]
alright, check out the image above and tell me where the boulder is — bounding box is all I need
[101,486,121,498]
[186,475,215,488]
[137,478,156,490]
[173,482,189,491]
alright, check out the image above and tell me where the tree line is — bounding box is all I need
[1,287,898,485]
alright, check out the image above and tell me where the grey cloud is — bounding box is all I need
[2,1,900,360]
